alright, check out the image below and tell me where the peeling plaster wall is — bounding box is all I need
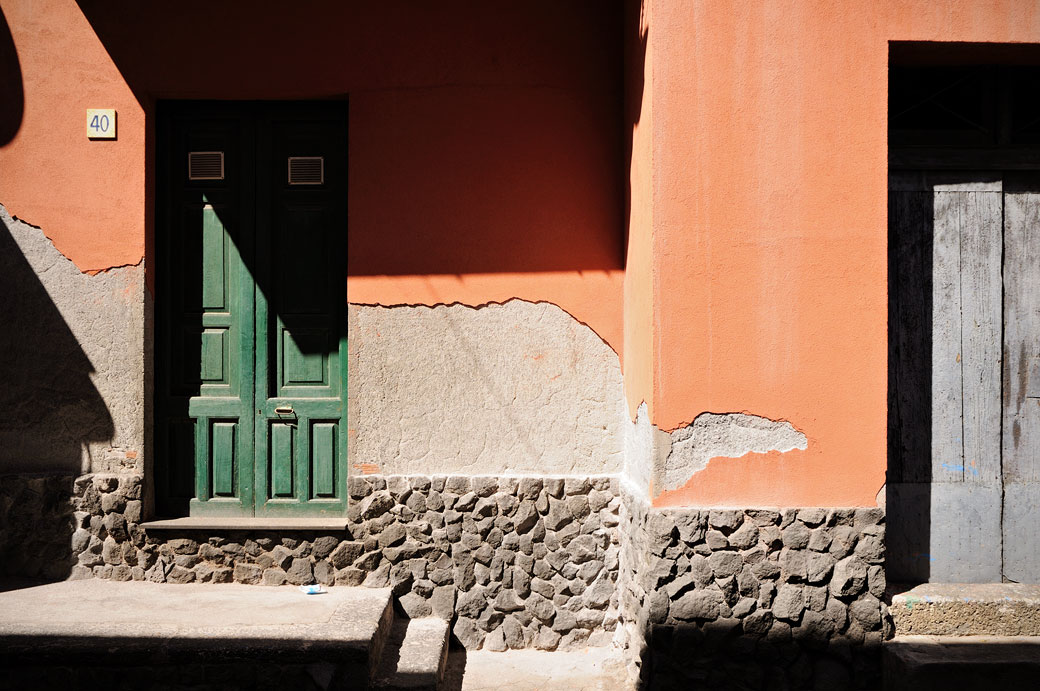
[347,301,625,476]
[623,403,669,497]
[0,205,144,475]
[658,413,807,495]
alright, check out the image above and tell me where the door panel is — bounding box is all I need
[312,422,338,498]
[158,102,346,518]
[1002,175,1040,581]
[254,108,348,517]
[269,422,296,498]
[158,111,256,517]
[888,172,1003,583]
[211,421,237,497]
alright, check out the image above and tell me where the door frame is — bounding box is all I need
[154,99,349,519]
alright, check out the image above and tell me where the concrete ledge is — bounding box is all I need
[374,618,450,690]
[890,583,1040,636]
[0,581,392,685]
[141,517,350,531]
[884,635,1040,690]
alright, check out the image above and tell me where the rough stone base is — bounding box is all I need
[615,486,889,689]
[0,473,77,581]
[1,471,621,653]
[647,623,882,690]
[1,468,890,681]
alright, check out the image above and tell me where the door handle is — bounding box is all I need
[274,405,295,415]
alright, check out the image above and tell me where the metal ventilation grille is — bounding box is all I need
[288,156,324,185]
[188,151,224,181]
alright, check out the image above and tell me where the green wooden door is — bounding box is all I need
[157,102,347,518]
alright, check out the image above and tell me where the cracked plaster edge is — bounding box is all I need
[347,298,619,358]
[84,258,145,275]
[2,211,825,499]
[659,411,808,493]
[622,405,809,498]
[1,202,144,276]
[661,409,808,437]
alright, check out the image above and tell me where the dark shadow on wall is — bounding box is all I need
[75,1,627,279]
[885,185,933,585]
[0,6,23,145]
[0,213,114,581]
[640,623,883,691]
[623,0,646,272]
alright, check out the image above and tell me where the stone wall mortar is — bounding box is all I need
[3,471,621,653]
[614,493,891,690]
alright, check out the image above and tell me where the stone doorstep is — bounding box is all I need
[888,583,1040,636]
[372,617,451,690]
[883,635,1040,690]
[0,580,394,683]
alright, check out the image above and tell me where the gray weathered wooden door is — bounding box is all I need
[889,171,1040,583]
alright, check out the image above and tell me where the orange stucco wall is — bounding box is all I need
[648,0,1040,507]
[0,0,625,352]
[622,0,655,420]
[7,0,1040,510]
[0,0,144,272]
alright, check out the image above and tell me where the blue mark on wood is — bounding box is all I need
[941,462,979,476]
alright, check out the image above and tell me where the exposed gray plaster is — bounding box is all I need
[657,412,807,493]
[623,402,670,496]
[0,204,144,474]
[347,300,625,476]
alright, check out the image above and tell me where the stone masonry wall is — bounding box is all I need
[615,497,890,690]
[0,473,78,581]
[348,474,622,652]
[615,484,653,685]
[2,471,621,654]
[3,468,890,687]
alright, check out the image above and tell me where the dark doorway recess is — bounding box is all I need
[888,44,1040,584]
[156,101,348,519]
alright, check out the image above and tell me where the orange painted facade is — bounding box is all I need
[0,1,625,350]
[642,0,1040,507]
[4,0,1040,508]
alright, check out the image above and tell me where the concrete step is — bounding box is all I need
[884,635,1040,690]
[889,583,1040,636]
[372,617,450,691]
[0,580,394,690]
[441,648,629,690]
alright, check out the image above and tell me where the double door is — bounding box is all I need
[157,102,348,517]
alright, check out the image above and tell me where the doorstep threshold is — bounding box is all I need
[889,582,1040,637]
[141,517,350,531]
